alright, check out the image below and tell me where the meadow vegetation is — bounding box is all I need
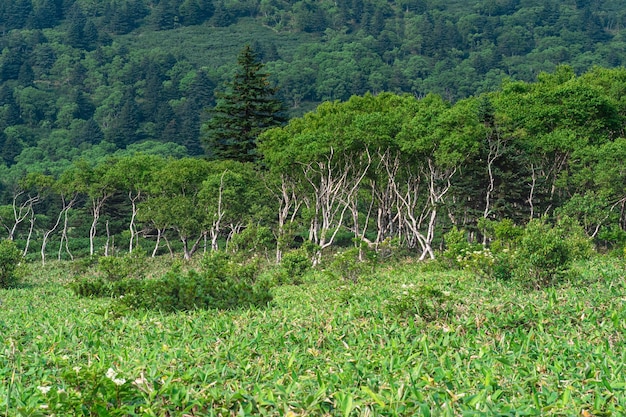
[2,1,626,414]
[1,246,625,416]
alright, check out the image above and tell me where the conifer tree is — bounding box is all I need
[203,45,285,163]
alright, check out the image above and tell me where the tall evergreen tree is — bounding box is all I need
[210,1,233,27]
[203,45,285,163]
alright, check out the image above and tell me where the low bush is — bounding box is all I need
[71,276,142,298]
[69,256,99,276]
[512,217,593,288]
[0,239,25,288]
[274,248,311,285]
[442,226,479,268]
[328,244,377,282]
[228,224,275,257]
[72,252,272,312]
[386,283,456,322]
[443,227,496,278]
[449,218,594,287]
[97,252,149,281]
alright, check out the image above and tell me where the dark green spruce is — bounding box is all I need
[203,45,285,163]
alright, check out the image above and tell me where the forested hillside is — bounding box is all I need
[0,0,625,177]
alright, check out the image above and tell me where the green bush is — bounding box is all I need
[489,218,523,251]
[554,216,594,261]
[71,276,142,298]
[70,256,99,276]
[443,227,483,268]
[97,252,148,282]
[228,224,275,256]
[275,248,311,284]
[457,247,496,279]
[328,245,376,282]
[72,252,272,312]
[513,217,593,288]
[443,227,498,278]
[491,250,515,281]
[0,239,25,288]
[386,284,456,321]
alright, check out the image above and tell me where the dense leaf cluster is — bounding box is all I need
[0,239,24,288]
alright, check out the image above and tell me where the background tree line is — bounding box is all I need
[1,66,625,264]
[0,0,625,179]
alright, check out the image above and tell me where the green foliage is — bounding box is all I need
[275,248,311,285]
[457,248,497,280]
[554,216,596,261]
[228,224,275,256]
[0,239,24,288]
[3,0,623,181]
[73,252,272,312]
[442,226,479,267]
[5,255,626,415]
[203,45,285,162]
[513,218,593,288]
[70,275,141,298]
[385,283,456,322]
[328,244,381,282]
[457,218,594,285]
[443,227,505,280]
[479,218,523,251]
[69,255,99,276]
[490,250,516,281]
[97,252,148,282]
[30,364,149,416]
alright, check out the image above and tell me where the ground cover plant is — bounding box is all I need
[1,255,626,416]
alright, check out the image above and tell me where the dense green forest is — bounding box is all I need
[0,0,625,172]
[1,63,625,263]
[1,0,626,262]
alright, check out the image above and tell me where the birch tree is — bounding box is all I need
[108,154,165,253]
[140,158,212,260]
[397,94,482,259]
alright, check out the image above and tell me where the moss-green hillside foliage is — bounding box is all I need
[1,258,626,415]
[0,0,625,170]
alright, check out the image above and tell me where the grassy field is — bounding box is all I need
[1,257,626,416]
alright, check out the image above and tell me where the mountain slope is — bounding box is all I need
[0,0,624,176]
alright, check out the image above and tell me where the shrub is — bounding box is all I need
[386,284,456,322]
[442,226,487,269]
[0,239,24,288]
[457,247,496,279]
[97,252,148,282]
[554,216,594,261]
[73,252,273,312]
[71,276,142,298]
[228,224,275,257]
[491,250,515,281]
[491,218,523,251]
[513,217,593,288]
[328,244,376,282]
[70,256,99,276]
[443,227,498,277]
[442,226,474,268]
[274,248,311,284]
[374,237,403,262]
